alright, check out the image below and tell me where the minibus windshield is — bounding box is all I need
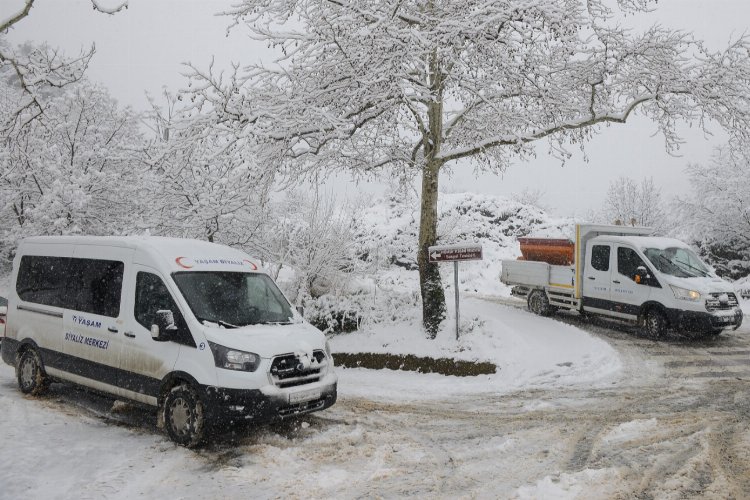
[173,272,295,327]
[643,247,711,278]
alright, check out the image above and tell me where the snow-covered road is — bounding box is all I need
[2,309,750,498]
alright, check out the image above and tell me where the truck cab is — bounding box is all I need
[581,235,742,336]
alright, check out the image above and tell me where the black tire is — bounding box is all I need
[163,384,206,447]
[16,348,49,395]
[644,308,668,339]
[528,290,555,317]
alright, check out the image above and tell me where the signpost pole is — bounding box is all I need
[454,261,460,340]
[427,243,483,342]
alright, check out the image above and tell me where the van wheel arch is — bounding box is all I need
[640,302,670,338]
[158,371,202,407]
[16,343,49,395]
[160,378,206,448]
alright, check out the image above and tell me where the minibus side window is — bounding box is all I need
[134,272,195,347]
[16,256,76,309]
[69,259,124,318]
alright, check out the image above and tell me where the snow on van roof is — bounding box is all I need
[20,236,263,272]
[591,235,691,250]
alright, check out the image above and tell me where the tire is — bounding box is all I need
[528,290,555,317]
[163,384,206,447]
[16,348,49,395]
[644,308,668,339]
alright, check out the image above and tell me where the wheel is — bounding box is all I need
[16,348,49,395]
[644,308,668,339]
[527,290,555,317]
[163,384,206,447]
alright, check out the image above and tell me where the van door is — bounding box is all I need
[611,246,654,319]
[62,247,133,386]
[582,243,613,310]
[118,266,191,403]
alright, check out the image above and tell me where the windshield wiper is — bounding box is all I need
[195,315,240,329]
[674,259,708,278]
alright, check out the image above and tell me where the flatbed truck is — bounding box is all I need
[501,225,743,337]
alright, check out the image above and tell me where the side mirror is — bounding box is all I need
[152,309,177,340]
[296,305,305,317]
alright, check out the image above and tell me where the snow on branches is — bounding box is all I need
[182,0,750,334]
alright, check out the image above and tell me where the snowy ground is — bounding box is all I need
[331,297,623,401]
[1,299,749,498]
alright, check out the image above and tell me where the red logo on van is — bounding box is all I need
[175,257,194,269]
[243,259,258,270]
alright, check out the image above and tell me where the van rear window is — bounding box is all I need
[17,256,124,317]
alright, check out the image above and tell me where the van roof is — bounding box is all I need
[591,234,691,250]
[19,236,263,274]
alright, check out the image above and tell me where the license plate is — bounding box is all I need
[289,388,321,404]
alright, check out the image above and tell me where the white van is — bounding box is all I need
[1,236,337,446]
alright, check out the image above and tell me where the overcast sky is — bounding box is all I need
[5,0,750,217]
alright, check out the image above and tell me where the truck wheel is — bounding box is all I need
[163,384,206,448]
[644,309,668,339]
[17,348,49,395]
[528,290,555,317]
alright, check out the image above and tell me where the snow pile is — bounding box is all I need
[331,298,622,400]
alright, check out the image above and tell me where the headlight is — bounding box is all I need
[208,342,260,372]
[670,285,701,302]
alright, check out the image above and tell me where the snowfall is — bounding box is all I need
[0,194,746,499]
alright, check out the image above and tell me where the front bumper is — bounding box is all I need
[665,307,743,333]
[198,382,337,424]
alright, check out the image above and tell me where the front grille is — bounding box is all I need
[706,292,738,311]
[270,350,327,389]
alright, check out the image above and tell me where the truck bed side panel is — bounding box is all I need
[501,260,551,287]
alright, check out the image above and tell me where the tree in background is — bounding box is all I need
[0,80,149,255]
[677,146,750,279]
[145,91,273,247]
[600,177,665,229]
[183,0,750,336]
[0,0,127,135]
[260,189,357,306]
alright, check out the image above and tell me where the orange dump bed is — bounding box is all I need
[518,238,574,265]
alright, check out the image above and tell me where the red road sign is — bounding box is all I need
[428,244,483,263]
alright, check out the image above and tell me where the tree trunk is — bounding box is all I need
[417,160,446,338]
[417,46,447,338]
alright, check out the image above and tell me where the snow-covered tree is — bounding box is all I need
[600,176,665,229]
[260,189,358,305]
[144,90,274,246]
[0,0,126,135]
[0,80,148,256]
[186,0,750,336]
[677,146,750,279]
